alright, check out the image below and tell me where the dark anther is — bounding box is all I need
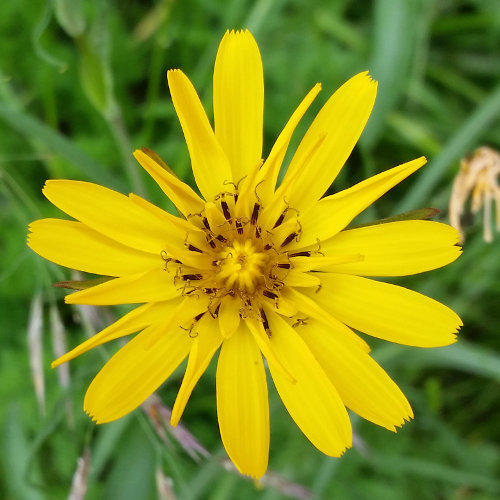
[205,234,217,249]
[250,203,260,225]
[202,217,211,230]
[221,199,231,221]
[288,250,311,257]
[202,287,217,295]
[187,244,203,253]
[193,312,204,322]
[277,262,291,269]
[235,219,244,235]
[255,225,262,238]
[273,211,286,229]
[182,274,204,281]
[264,243,272,250]
[281,232,298,247]
[262,289,278,300]
[260,308,271,338]
[216,233,227,243]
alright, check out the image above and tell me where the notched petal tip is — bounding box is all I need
[356,70,378,87]
[389,413,414,433]
[224,28,254,38]
[358,70,378,86]
[166,69,185,89]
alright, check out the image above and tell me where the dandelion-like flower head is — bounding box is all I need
[28,30,462,478]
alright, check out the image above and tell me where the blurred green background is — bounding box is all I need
[1,0,500,498]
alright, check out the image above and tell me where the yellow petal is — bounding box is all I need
[128,192,198,236]
[52,299,181,367]
[64,268,179,305]
[300,319,413,430]
[246,318,296,383]
[171,315,223,426]
[314,273,462,347]
[283,269,321,288]
[27,219,159,276]
[218,294,241,339]
[265,311,351,456]
[259,132,326,229]
[294,156,427,249]
[213,30,263,183]
[244,84,323,212]
[321,220,461,276]
[280,72,377,211]
[42,180,184,253]
[167,69,232,201]
[216,323,269,478]
[285,287,370,353]
[143,296,211,351]
[291,253,364,272]
[85,322,192,423]
[133,149,204,217]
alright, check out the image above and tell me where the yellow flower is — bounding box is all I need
[28,30,462,478]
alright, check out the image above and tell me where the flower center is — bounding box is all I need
[160,190,318,335]
[216,240,267,293]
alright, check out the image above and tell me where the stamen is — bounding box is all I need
[202,217,211,231]
[292,317,309,328]
[250,203,261,225]
[273,200,299,229]
[262,289,278,300]
[181,312,205,338]
[281,232,298,247]
[220,197,231,221]
[206,235,217,249]
[182,273,204,281]
[160,251,182,271]
[209,302,221,318]
[180,285,199,298]
[260,308,271,338]
[187,244,203,253]
[273,211,286,229]
[288,250,311,257]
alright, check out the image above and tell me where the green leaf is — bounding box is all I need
[351,207,440,228]
[361,0,420,148]
[0,103,124,190]
[53,277,114,291]
[53,0,86,38]
[375,341,500,383]
[76,34,115,117]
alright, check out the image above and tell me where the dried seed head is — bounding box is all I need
[449,146,500,243]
